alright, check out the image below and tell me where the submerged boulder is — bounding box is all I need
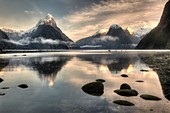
[120,83,131,90]
[136,80,144,83]
[0,92,5,96]
[96,79,106,83]
[18,84,28,89]
[0,78,4,83]
[114,89,138,97]
[113,100,135,106]
[82,82,104,96]
[1,87,10,89]
[121,74,128,78]
[140,94,162,101]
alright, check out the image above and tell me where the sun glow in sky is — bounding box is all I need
[0,0,168,41]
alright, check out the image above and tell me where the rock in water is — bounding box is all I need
[114,89,138,97]
[0,78,4,83]
[18,84,28,89]
[113,100,135,106]
[120,83,131,89]
[140,69,149,72]
[121,74,128,78]
[1,87,10,89]
[96,79,106,83]
[82,82,104,96]
[0,92,5,96]
[136,80,144,83]
[140,94,162,101]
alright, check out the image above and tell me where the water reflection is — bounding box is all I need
[139,53,170,100]
[0,56,72,87]
[31,56,72,87]
[77,53,139,74]
[0,52,170,113]
[0,59,9,71]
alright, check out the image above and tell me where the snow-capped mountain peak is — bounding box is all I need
[36,13,57,28]
[111,24,121,29]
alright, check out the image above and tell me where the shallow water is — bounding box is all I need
[0,52,170,113]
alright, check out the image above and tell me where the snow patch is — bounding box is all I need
[111,24,121,29]
[36,13,57,28]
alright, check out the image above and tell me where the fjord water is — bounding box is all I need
[0,52,170,113]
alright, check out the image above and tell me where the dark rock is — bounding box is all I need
[18,84,28,89]
[114,89,138,97]
[96,79,106,83]
[0,92,5,96]
[140,69,149,72]
[121,74,128,77]
[136,80,144,83]
[1,87,10,89]
[22,54,26,56]
[150,109,153,111]
[120,83,131,89]
[82,82,104,96]
[140,94,162,101]
[113,100,135,106]
[0,78,4,83]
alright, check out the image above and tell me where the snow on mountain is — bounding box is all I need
[2,28,25,41]
[93,29,108,36]
[1,14,73,49]
[36,13,57,28]
[134,27,151,39]
[72,24,140,49]
[111,24,121,29]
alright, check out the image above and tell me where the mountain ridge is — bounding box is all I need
[136,1,170,49]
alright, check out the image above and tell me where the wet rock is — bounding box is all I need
[136,80,144,83]
[121,74,128,78]
[1,87,10,89]
[120,83,131,89]
[140,94,161,101]
[114,89,138,97]
[140,69,149,72]
[0,92,5,96]
[0,78,4,83]
[113,100,135,106]
[82,82,104,96]
[96,79,106,83]
[150,109,153,111]
[18,84,28,89]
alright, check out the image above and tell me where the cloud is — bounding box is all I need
[61,0,167,41]
[24,10,44,15]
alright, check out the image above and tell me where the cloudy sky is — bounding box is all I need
[0,0,168,41]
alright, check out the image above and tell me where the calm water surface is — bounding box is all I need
[0,52,170,113]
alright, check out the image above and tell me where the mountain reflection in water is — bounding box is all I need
[0,52,170,113]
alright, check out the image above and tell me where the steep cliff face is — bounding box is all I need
[136,1,170,49]
[0,29,9,40]
[0,29,10,51]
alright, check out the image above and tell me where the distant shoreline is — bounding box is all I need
[1,49,170,54]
